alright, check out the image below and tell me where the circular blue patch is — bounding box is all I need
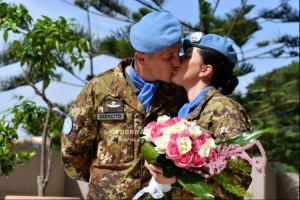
[62,115,73,136]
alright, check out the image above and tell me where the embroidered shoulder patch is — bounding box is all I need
[62,115,73,136]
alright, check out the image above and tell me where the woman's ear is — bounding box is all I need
[135,52,146,65]
[205,64,213,75]
[199,64,213,76]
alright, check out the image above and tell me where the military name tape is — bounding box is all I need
[97,113,125,120]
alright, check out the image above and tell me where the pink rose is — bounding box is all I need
[165,117,181,126]
[192,153,204,167]
[166,141,181,160]
[207,148,217,162]
[151,128,163,142]
[174,152,194,168]
[192,137,206,152]
[145,121,157,128]
[169,133,179,143]
[201,130,211,138]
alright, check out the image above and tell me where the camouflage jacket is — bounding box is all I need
[170,87,253,200]
[61,58,187,200]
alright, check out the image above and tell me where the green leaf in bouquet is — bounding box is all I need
[217,129,269,147]
[176,172,215,200]
[141,142,163,166]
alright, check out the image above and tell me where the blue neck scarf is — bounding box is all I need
[178,86,210,118]
[129,62,160,112]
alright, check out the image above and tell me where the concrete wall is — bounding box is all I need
[0,144,68,199]
[0,144,299,199]
[247,156,277,199]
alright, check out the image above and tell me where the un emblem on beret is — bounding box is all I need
[191,32,203,43]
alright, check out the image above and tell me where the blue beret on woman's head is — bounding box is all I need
[183,32,238,65]
[130,11,183,53]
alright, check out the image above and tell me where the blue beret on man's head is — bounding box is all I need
[183,32,238,65]
[130,11,182,53]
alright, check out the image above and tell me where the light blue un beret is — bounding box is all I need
[183,32,238,65]
[130,11,182,53]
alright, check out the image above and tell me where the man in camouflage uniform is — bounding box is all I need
[61,11,187,199]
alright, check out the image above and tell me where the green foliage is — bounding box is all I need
[213,173,253,199]
[18,15,87,75]
[0,1,32,37]
[99,26,132,58]
[177,172,214,200]
[0,115,35,177]
[260,1,299,22]
[2,1,91,82]
[6,97,65,150]
[211,2,261,47]
[132,8,152,22]
[242,62,299,173]
[227,159,252,173]
[0,3,88,188]
[198,0,212,33]
[89,0,130,18]
[0,2,90,90]
[217,129,269,147]
[10,97,46,136]
[235,62,255,76]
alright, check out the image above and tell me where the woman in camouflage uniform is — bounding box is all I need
[61,12,187,199]
[146,32,253,199]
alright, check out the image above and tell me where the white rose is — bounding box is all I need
[161,126,174,135]
[161,121,189,136]
[198,143,211,158]
[172,121,189,133]
[177,136,192,155]
[206,138,216,148]
[154,134,170,154]
[157,115,170,123]
[188,125,203,139]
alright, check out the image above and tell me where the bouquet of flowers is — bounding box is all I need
[133,115,267,200]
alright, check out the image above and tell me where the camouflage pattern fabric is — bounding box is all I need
[169,87,253,200]
[61,58,187,199]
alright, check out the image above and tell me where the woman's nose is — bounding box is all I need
[173,55,181,67]
[179,55,185,63]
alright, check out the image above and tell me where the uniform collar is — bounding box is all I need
[185,87,219,120]
[108,58,145,113]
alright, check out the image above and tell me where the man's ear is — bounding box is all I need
[135,52,146,65]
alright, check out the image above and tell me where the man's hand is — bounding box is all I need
[144,161,176,184]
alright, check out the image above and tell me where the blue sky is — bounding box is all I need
[0,0,299,134]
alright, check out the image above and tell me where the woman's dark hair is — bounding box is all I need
[198,48,238,95]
